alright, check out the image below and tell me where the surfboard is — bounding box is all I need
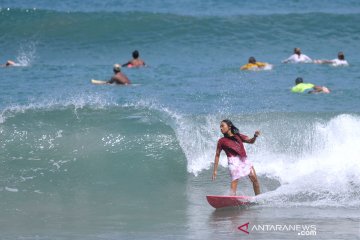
[206,195,253,209]
[91,79,141,86]
[91,79,108,85]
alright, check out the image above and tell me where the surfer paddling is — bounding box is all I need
[240,57,271,70]
[313,52,349,66]
[122,50,146,68]
[291,77,330,94]
[282,48,312,63]
[1,60,16,67]
[107,64,131,85]
[212,119,261,196]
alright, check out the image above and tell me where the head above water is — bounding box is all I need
[338,52,345,60]
[295,77,303,85]
[113,64,121,73]
[220,119,240,136]
[248,57,256,64]
[294,48,301,55]
[132,50,139,59]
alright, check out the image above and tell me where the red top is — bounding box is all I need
[216,133,250,158]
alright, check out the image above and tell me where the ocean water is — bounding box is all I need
[1,1,360,239]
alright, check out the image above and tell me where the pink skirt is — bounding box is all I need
[227,156,253,181]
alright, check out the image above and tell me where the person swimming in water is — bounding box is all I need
[291,77,330,94]
[1,60,16,67]
[314,52,349,66]
[212,119,261,196]
[122,50,146,68]
[107,64,131,85]
[282,48,312,63]
[240,57,271,70]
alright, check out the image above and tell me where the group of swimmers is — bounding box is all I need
[108,47,346,94]
[3,47,346,94]
[1,50,146,85]
[241,47,348,69]
[104,50,146,85]
[240,48,349,94]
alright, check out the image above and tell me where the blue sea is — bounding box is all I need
[1,1,360,239]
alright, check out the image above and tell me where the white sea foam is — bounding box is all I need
[165,110,360,206]
[0,92,118,124]
[254,114,360,206]
[13,41,38,67]
[5,187,19,192]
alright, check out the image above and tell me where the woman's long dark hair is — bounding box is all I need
[222,119,239,137]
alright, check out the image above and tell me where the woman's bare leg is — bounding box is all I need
[230,179,239,196]
[248,167,260,195]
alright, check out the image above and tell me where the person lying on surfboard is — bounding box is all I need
[107,64,131,85]
[313,52,349,66]
[240,57,271,70]
[122,50,146,68]
[291,77,330,94]
[212,119,261,196]
[1,59,16,67]
[282,47,312,63]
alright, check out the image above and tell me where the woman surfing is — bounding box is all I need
[212,119,261,196]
